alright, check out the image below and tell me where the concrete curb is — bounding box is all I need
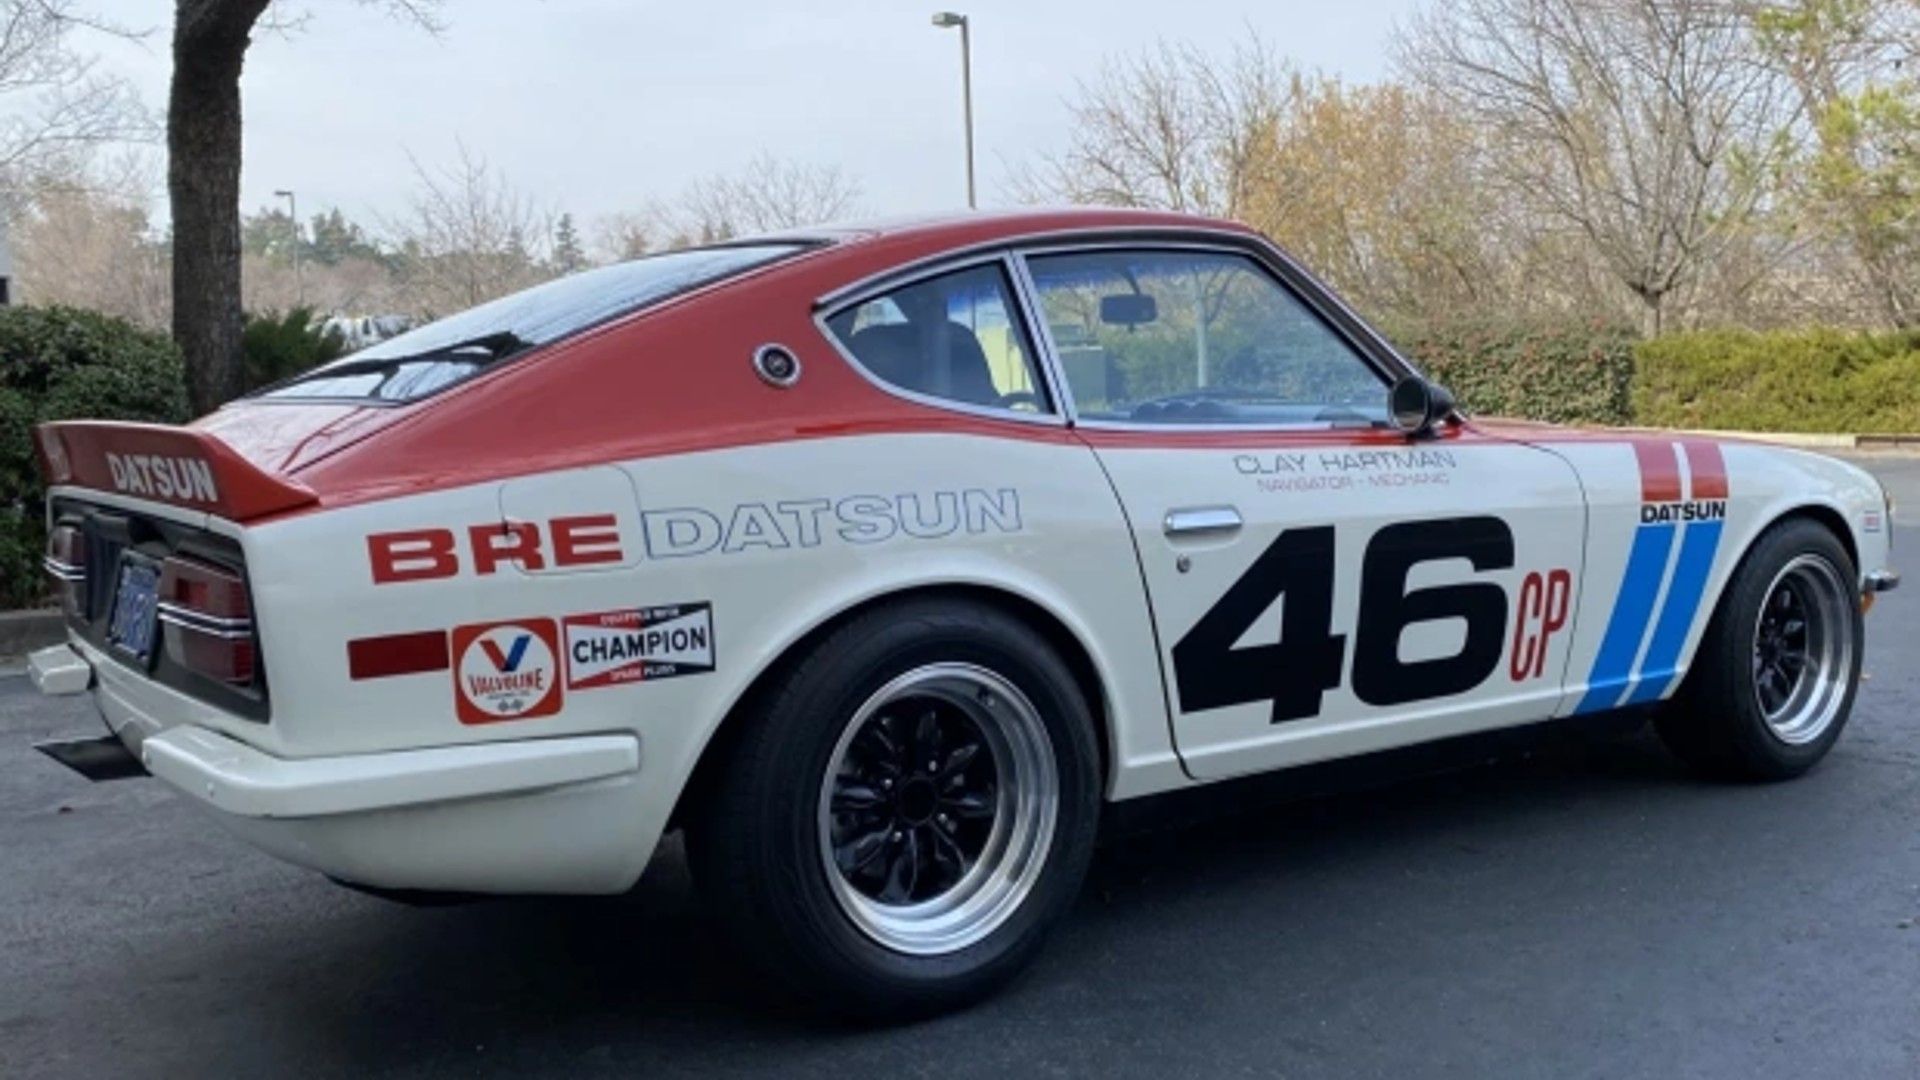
[1682,429,1863,449]
[1668,429,1920,452]
[0,608,64,661]
[1485,419,1920,451]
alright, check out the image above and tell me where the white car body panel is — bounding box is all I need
[42,428,1890,895]
[1094,436,1587,780]
[1540,439,1888,720]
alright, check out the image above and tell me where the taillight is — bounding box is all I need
[157,556,256,684]
[43,525,87,617]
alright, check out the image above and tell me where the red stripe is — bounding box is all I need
[347,630,449,679]
[1684,441,1729,499]
[1634,441,1682,502]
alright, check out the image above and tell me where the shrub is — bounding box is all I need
[243,307,345,392]
[1382,317,1638,426]
[1634,328,1920,434]
[0,306,190,608]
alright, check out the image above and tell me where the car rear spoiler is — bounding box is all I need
[34,421,319,522]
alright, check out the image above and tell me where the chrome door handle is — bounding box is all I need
[1163,506,1243,537]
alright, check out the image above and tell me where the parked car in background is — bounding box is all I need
[317,313,412,352]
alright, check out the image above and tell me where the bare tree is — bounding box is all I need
[1244,78,1525,322]
[1012,36,1294,218]
[1400,0,1791,334]
[1750,0,1920,326]
[382,144,551,318]
[11,149,168,326]
[590,208,668,263]
[169,0,441,413]
[0,0,149,200]
[666,153,862,243]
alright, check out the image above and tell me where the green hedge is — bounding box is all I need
[1385,317,1637,426]
[243,307,344,392]
[1634,328,1920,434]
[1386,319,1920,434]
[0,307,190,608]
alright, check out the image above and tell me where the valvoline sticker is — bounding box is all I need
[450,618,563,724]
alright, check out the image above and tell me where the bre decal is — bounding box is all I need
[564,603,715,688]
[368,515,626,583]
[451,618,563,724]
[365,490,1023,583]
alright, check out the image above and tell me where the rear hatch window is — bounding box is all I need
[256,242,808,404]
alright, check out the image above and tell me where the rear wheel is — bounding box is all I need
[687,598,1100,1019]
[1656,519,1862,780]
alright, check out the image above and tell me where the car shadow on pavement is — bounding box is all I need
[186,723,1714,1074]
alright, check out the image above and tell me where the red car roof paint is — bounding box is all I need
[283,209,1250,509]
[51,208,1626,518]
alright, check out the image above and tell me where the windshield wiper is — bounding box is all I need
[329,331,530,373]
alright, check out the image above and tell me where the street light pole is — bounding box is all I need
[932,12,976,209]
[274,188,302,307]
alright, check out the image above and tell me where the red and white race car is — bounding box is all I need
[29,209,1898,1015]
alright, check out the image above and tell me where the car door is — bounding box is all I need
[1017,244,1590,780]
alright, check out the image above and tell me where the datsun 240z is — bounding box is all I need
[28,209,1899,1017]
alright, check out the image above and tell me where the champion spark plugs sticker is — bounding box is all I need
[451,618,564,724]
[564,603,715,689]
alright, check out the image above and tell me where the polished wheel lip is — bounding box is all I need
[1752,553,1854,746]
[816,662,1058,957]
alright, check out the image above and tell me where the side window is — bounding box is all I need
[825,263,1051,415]
[1023,249,1387,427]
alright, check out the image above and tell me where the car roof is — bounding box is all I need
[207,206,1276,496]
[761,206,1257,251]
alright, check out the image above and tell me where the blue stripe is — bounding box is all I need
[1576,523,1676,714]
[1621,520,1724,705]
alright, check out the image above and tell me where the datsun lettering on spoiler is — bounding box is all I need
[36,421,318,520]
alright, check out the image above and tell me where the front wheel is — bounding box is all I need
[687,598,1100,1019]
[1655,518,1863,780]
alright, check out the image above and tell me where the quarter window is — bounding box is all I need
[1023,249,1388,427]
[825,263,1051,415]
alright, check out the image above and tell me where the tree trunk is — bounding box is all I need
[1638,289,1666,339]
[169,0,271,415]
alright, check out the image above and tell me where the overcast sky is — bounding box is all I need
[87,0,1420,229]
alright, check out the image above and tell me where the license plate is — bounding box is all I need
[107,559,161,664]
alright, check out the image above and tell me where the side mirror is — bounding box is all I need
[1388,375,1457,437]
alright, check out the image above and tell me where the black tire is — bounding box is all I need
[686,597,1101,1020]
[1655,518,1862,780]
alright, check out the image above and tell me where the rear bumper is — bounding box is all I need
[142,725,640,818]
[143,725,650,895]
[36,641,654,895]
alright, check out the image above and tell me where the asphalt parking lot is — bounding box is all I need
[4,454,1919,1079]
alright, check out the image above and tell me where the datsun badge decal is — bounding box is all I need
[564,603,715,689]
[451,618,564,724]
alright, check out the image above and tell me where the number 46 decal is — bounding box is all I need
[1172,516,1526,724]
